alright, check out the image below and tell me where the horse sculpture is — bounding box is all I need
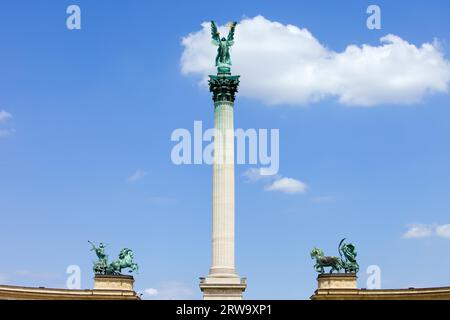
[310,247,342,274]
[107,248,139,275]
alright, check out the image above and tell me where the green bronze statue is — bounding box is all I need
[310,248,342,274]
[338,238,359,273]
[310,238,359,274]
[107,248,139,275]
[208,20,240,101]
[211,21,237,71]
[89,241,139,275]
[89,241,109,274]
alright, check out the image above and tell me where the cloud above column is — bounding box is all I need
[181,15,450,106]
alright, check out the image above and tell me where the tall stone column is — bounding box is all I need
[199,68,246,300]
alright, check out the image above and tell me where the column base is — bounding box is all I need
[199,274,246,300]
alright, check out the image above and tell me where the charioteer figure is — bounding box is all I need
[89,241,138,275]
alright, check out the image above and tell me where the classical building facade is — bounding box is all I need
[3,273,450,300]
[0,275,139,300]
[311,274,450,300]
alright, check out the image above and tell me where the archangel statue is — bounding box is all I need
[89,241,139,275]
[211,21,237,68]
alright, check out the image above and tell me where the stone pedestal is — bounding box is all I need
[94,275,134,291]
[199,276,246,300]
[317,273,357,289]
[311,273,358,300]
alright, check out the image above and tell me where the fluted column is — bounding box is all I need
[199,70,246,300]
[210,100,235,275]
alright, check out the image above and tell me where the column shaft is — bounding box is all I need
[210,101,235,275]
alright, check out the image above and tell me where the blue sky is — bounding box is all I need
[0,0,450,299]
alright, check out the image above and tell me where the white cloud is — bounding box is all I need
[142,282,194,300]
[436,224,450,238]
[0,110,14,137]
[403,223,450,239]
[127,169,147,182]
[242,167,279,182]
[144,288,158,296]
[0,110,12,122]
[403,224,434,239]
[181,16,450,106]
[265,177,308,194]
[243,167,307,195]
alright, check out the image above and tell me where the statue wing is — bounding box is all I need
[211,21,220,45]
[227,21,237,44]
